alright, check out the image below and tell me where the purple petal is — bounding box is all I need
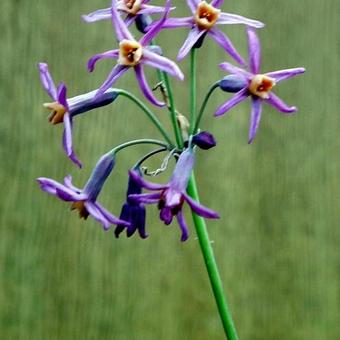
[186,0,199,13]
[156,17,193,29]
[214,88,248,117]
[64,175,81,192]
[247,27,261,74]
[63,113,82,168]
[211,0,224,8]
[129,170,168,191]
[82,7,111,23]
[176,211,189,242]
[87,50,119,72]
[95,202,130,226]
[139,5,169,15]
[38,62,57,100]
[208,28,245,65]
[95,64,129,98]
[177,27,206,61]
[266,93,297,114]
[57,83,69,111]
[139,0,171,46]
[128,193,161,204]
[265,68,306,83]
[142,49,184,80]
[219,62,251,79]
[248,97,262,144]
[217,12,264,28]
[134,64,165,107]
[183,193,220,219]
[84,202,111,230]
[160,207,173,225]
[111,0,134,41]
[124,14,135,27]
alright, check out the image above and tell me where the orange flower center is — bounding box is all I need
[71,201,89,219]
[248,75,276,99]
[118,40,143,66]
[194,1,220,30]
[117,0,142,15]
[43,102,67,124]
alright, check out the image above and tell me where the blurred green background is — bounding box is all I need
[0,0,339,339]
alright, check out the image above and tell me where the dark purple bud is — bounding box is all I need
[192,131,217,150]
[219,75,248,93]
[135,14,153,34]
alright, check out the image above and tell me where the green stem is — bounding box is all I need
[189,49,197,134]
[187,174,239,340]
[162,72,183,148]
[194,82,219,134]
[116,89,174,147]
[111,139,170,155]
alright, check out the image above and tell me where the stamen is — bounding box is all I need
[118,0,142,15]
[248,74,276,99]
[118,40,143,66]
[43,102,67,124]
[194,1,220,30]
[71,201,89,219]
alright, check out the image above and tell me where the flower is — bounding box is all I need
[38,63,119,168]
[115,168,147,239]
[88,0,184,107]
[215,28,305,143]
[83,0,172,30]
[151,0,264,63]
[128,148,219,241]
[37,152,129,230]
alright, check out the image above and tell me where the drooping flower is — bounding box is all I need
[128,148,219,241]
[150,0,264,63]
[38,63,119,168]
[37,152,129,230]
[215,28,305,143]
[88,0,184,107]
[115,168,147,239]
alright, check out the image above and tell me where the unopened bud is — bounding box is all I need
[135,14,153,34]
[192,131,216,150]
[219,75,248,93]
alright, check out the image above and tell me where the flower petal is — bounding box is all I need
[111,0,134,40]
[82,7,111,23]
[87,50,119,72]
[183,193,220,219]
[219,62,252,78]
[129,170,168,191]
[211,0,224,7]
[266,93,297,114]
[247,27,261,74]
[187,0,199,13]
[134,64,165,107]
[63,113,82,168]
[57,83,69,111]
[128,193,161,204]
[214,87,248,117]
[248,97,262,144]
[265,68,306,83]
[177,27,206,61]
[156,17,193,29]
[139,5,170,15]
[176,210,189,242]
[38,62,57,100]
[217,12,264,28]
[208,28,245,65]
[142,49,184,80]
[95,202,130,226]
[64,175,81,192]
[84,202,111,230]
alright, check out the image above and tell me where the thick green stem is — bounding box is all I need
[187,174,239,340]
[189,49,197,134]
[116,89,174,147]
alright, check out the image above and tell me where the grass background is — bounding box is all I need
[0,0,339,339]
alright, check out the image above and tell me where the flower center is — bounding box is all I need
[43,102,67,124]
[118,0,142,15]
[194,1,220,30]
[118,40,143,66]
[71,201,89,219]
[248,75,276,99]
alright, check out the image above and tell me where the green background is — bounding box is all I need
[0,0,339,339]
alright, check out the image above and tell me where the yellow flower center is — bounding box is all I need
[194,1,220,30]
[248,75,276,99]
[117,0,142,15]
[71,201,89,219]
[118,40,143,66]
[43,102,67,124]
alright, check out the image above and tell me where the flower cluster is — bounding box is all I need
[37,0,304,241]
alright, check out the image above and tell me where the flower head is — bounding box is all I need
[128,148,219,241]
[88,0,184,107]
[115,168,147,239]
[152,0,264,63]
[38,63,119,167]
[37,152,128,230]
[215,28,305,143]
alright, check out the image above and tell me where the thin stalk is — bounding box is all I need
[111,139,169,155]
[194,82,219,133]
[187,174,239,340]
[116,89,174,147]
[189,49,197,134]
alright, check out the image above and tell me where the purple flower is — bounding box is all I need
[88,0,184,107]
[38,63,119,168]
[82,0,173,29]
[153,0,264,63]
[128,148,219,241]
[215,28,305,143]
[37,152,129,231]
[115,168,147,239]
